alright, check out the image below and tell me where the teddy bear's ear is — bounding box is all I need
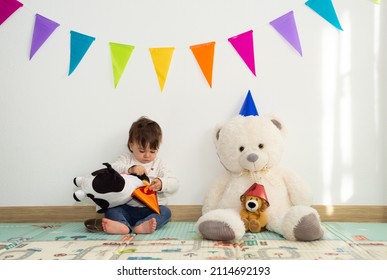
[213,124,223,142]
[271,119,282,131]
[267,115,286,137]
[260,200,269,211]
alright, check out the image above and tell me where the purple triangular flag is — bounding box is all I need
[270,11,302,56]
[30,14,60,60]
[0,0,23,25]
[228,30,256,76]
[239,90,259,116]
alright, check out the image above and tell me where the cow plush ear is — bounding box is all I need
[91,163,114,176]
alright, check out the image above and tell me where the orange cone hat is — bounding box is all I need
[132,182,160,214]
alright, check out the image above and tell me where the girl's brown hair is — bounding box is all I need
[128,116,162,151]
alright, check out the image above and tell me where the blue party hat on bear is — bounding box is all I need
[239,90,259,116]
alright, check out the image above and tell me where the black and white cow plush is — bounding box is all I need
[73,162,149,213]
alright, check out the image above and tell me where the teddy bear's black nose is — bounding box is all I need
[248,201,257,209]
[247,153,258,162]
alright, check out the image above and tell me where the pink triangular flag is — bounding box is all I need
[30,14,60,59]
[228,30,256,76]
[270,11,303,56]
[0,0,23,25]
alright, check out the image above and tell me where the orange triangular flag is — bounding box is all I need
[190,41,215,87]
[132,185,160,214]
[149,47,175,92]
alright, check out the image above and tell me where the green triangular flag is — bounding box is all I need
[109,42,135,88]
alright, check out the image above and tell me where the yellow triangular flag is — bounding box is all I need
[149,47,175,91]
[109,42,135,88]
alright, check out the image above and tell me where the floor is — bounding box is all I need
[0,222,386,260]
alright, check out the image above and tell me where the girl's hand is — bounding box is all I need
[128,165,147,175]
[149,178,162,192]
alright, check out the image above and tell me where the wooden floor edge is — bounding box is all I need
[0,205,386,223]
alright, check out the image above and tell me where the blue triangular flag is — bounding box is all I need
[305,0,343,31]
[239,90,259,116]
[69,31,95,75]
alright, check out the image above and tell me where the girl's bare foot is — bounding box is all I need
[101,218,130,234]
[134,218,157,234]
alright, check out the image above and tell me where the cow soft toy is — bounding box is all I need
[73,162,148,213]
[195,115,324,242]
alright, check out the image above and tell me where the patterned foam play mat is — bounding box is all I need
[1,222,386,260]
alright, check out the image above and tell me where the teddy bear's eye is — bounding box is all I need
[258,144,264,149]
[239,146,245,152]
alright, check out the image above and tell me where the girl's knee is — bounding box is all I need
[160,206,171,219]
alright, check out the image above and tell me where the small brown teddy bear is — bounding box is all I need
[240,183,270,233]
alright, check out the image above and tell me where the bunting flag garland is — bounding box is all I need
[0,0,23,25]
[190,41,216,88]
[149,47,175,92]
[30,14,60,60]
[270,11,303,56]
[1,1,367,90]
[109,42,135,88]
[305,0,343,31]
[239,90,259,116]
[228,30,256,76]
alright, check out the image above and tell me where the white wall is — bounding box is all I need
[1,0,386,207]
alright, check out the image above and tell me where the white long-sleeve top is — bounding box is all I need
[111,153,179,207]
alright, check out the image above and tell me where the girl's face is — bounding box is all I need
[129,142,158,164]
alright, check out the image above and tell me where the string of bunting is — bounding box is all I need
[0,0,380,91]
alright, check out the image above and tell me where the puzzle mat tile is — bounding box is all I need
[133,222,337,241]
[240,239,375,260]
[1,222,386,260]
[116,239,368,260]
[0,222,129,242]
[3,237,374,260]
[0,240,132,260]
[0,222,345,245]
[356,241,387,260]
[324,222,387,241]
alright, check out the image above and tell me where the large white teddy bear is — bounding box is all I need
[195,115,324,242]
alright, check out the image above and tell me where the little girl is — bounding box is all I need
[93,116,179,234]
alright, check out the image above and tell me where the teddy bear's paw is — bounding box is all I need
[293,213,324,241]
[198,220,235,241]
[248,220,262,233]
